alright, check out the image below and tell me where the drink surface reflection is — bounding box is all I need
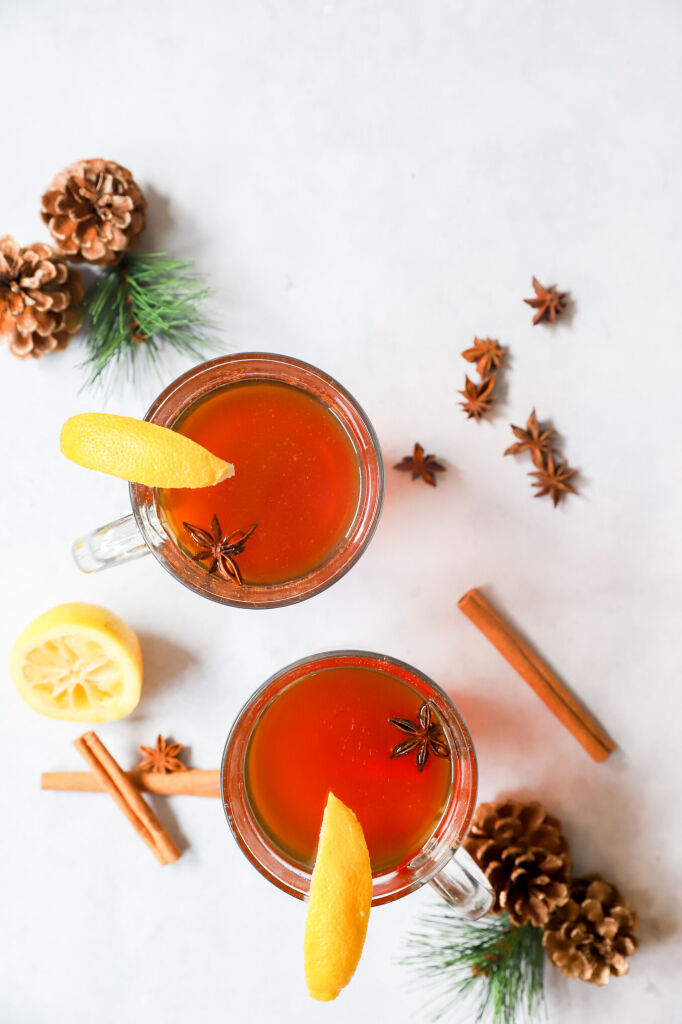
[245,665,453,874]
[162,379,361,586]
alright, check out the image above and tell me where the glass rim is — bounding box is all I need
[220,649,478,906]
[129,352,385,608]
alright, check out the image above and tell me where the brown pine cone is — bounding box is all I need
[41,158,146,266]
[0,237,84,359]
[464,799,571,927]
[543,874,638,986]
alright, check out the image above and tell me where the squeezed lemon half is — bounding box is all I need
[60,412,234,488]
[10,603,143,722]
[304,792,372,1001]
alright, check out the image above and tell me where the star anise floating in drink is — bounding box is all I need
[183,515,257,584]
[136,734,188,774]
[504,409,555,467]
[394,443,446,487]
[461,337,507,379]
[524,276,567,325]
[388,702,450,772]
[529,451,578,507]
[458,374,497,421]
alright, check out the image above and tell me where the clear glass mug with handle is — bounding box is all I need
[221,651,494,918]
[71,353,385,609]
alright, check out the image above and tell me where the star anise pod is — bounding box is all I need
[504,409,555,466]
[461,337,506,378]
[529,451,578,506]
[136,734,188,774]
[458,374,496,420]
[388,702,450,772]
[394,443,446,487]
[524,276,567,325]
[183,515,257,584]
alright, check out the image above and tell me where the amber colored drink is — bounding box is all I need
[161,380,362,585]
[244,665,453,874]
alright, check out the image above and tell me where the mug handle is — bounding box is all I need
[72,514,150,573]
[429,846,494,920]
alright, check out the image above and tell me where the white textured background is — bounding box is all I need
[1,2,681,1022]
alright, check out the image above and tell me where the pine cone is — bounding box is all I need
[464,800,571,926]
[543,874,638,986]
[0,237,84,359]
[41,159,146,266]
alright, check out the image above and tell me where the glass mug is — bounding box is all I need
[72,354,385,609]
[222,651,494,918]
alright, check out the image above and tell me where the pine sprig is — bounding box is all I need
[402,908,544,1024]
[82,252,217,389]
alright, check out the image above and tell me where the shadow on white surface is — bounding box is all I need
[132,631,199,707]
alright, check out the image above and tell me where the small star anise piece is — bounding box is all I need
[529,451,578,507]
[461,337,507,378]
[458,374,496,421]
[504,409,555,467]
[136,734,188,774]
[394,443,446,487]
[388,702,450,772]
[524,276,567,325]
[183,515,257,585]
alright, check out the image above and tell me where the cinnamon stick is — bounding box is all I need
[458,588,615,762]
[73,731,182,864]
[42,769,219,798]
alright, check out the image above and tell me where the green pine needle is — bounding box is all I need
[81,253,218,389]
[402,908,545,1024]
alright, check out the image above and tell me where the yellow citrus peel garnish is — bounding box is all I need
[60,412,234,488]
[304,792,372,1001]
[9,603,143,722]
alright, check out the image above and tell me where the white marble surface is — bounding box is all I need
[1,2,681,1021]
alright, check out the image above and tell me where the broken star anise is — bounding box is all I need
[461,337,507,378]
[524,276,567,325]
[183,515,257,585]
[388,702,450,772]
[529,451,578,507]
[458,374,496,421]
[136,734,188,774]
[394,443,446,487]
[504,409,555,467]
